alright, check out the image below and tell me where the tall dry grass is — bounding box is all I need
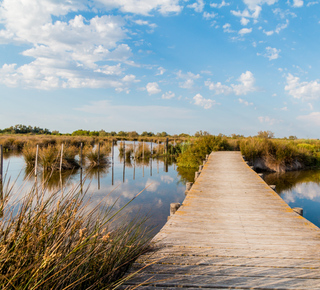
[22,144,80,171]
[0,176,151,289]
[240,138,320,171]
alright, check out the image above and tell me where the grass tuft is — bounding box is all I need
[0,177,151,289]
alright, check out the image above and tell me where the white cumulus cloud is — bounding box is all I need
[232,71,257,95]
[241,17,250,25]
[285,74,320,100]
[258,116,278,125]
[95,0,183,15]
[205,80,233,95]
[239,28,252,35]
[264,46,281,60]
[162,91,175,99]
[239,98,253,106]
[177,70,201,89]
[292,0,304,7]
[187,0,205,12]
[210,0,230,8]
[193,93,216,109]
[223,23,234,33]
[146,82,161,95]
[205,71,257,96]
[156,67,166,75]
[0,0,143,90]
[243,0,278,10]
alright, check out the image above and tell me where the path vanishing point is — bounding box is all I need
[125,151,320,289]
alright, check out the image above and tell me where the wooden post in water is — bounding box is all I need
[166,138,169,155]
[133,141,136,160]
[123,157,125,183]
[80,143,83,169]
[112,140,114,164]
[112,162,114,186]
[35,144,39,177]
[60,144,64,173]
[158,140,160,155]
[97,143,100,167]
[133,159,135,180]
[98,170,100,190]
[142,141,145,159]
[150,141,153,157]
[123,140,125,163]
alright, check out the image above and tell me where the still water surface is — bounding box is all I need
[264,170,320,228]
[2,144,195,235]
[3,147,320,234]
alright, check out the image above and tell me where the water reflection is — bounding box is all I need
[2,144,196,236]
[264,170,320,228]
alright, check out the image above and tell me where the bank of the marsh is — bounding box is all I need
[176,135,320,173]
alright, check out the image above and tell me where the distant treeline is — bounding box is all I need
[0,124,197,138]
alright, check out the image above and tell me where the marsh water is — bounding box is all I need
[1,143,196,235]
[264,170,320,228]
[3,146,320,235]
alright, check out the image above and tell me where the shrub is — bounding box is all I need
[177,135,232,168]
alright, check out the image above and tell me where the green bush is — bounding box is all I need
[177,135,232,168]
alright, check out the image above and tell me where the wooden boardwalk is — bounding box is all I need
[125,151,320,289]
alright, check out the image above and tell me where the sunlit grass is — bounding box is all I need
[0,175,151,289]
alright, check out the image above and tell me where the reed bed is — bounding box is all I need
[0,135,96,152]
[86,145,110,168]
[240,138,320,172]
[0,176,151,289]
[22,144,80,171]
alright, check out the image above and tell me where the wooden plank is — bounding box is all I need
[124,152,320,289]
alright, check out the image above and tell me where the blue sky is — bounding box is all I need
[0,0,320,138]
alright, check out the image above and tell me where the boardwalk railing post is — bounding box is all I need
[185,182,193,195]
[199,165,203,171]
[269,185,276,192]
[195,171,200,180]
[293,207,303,216]
[170,203,180,216]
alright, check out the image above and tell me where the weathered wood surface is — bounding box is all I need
[125,151,320,289]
